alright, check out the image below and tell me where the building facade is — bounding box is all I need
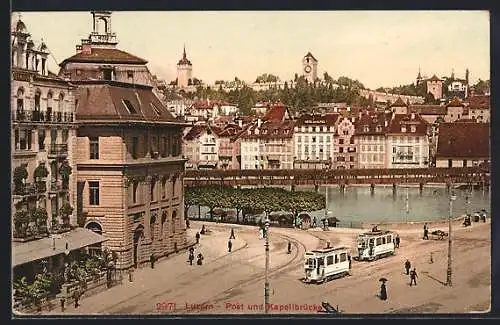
[293,113,337,169]
[426,75,443,101]
[11,17,78,239]
[74,80,188,270]
[334,116,357,169]
[302,52,318,83]
[353,112,390,169]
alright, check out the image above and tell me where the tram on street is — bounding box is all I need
[303,247,352,284]
[356,230,396,261]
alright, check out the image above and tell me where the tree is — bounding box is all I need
[473,79,490,95]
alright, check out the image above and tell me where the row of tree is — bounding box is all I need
[184,185,325,224]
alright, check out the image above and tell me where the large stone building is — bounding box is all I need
[425,75,443,101]
[293,113,338,169]
[73,80,188,270]
[11,16,78,237]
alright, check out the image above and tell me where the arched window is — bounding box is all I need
[172,176,177,197]
[47,91,53,109]
[150,179,156,202]
[34,89,41,111]
[161,211,167,238]
[161,177,167,199]
[150,212,157,241]
[97,17,108,34]
[16,88,24,113]
[58,93,64,111]
[86,221,103,234]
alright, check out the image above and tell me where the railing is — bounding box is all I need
[13,182,46,196]
[49,144,68,157]
[12,110,74,123]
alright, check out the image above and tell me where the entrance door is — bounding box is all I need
[133,226,143,268]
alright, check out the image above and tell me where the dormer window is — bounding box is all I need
[411,125,416,133]
[284,129,289,134]
[122,99,138,114]
[376,125,382,132]
[401,126,407,133]
[274,129,278,135]
[363,125,369,132]
[151,103,161,116]
[262,129,267,134]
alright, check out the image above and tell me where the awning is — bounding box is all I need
[12,228,108,267]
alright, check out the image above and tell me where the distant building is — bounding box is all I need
[302,52,318,83]
[425,75,443,100]
[353,111,390,169]
[436,121,489,168]
[334,116,357,169]
[176,46,193,89]
[293,113,338,169]
[465,95,490,123]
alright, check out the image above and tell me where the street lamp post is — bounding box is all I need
[447,191,456,286]
[264,218,270,313]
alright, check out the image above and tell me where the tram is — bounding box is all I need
[303,247,352,284]
[356,230,396,261]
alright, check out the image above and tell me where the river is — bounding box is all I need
[187,184,491,228]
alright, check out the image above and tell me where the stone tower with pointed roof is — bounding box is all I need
[302,52,318,83]
[176,46,193,88]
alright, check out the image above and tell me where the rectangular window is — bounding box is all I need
[297,136,302,143]
[376,238,382,246]
[132,181,138,204]
[132,136,139,159]
[103,69,113,81]
[312,136,316,143]
[89,181,100,205]
[326,136,331,143]
[339,138,344,145]
[38,129,45,150]
[327,256,334,265]
[150,180,156,201]
[339,147,344,153]
[89,137,99,159]
[62,129,69,144]
[340,253,347,262]
[319,136,324,143]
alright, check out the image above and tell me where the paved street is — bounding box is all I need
[48,220,490,315]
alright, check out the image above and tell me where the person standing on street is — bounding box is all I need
[150,253,156,269]
[410,268,418,286]
[230,228,236,239]
[228,240,233,252]
[404,259,411,275]
[197,253,204,265]
[195,232,200,244]
[395,234,400,248]
[188,251,194,265]
[423,223,429,240]
[287,241,292,254]
[380,282,387,300]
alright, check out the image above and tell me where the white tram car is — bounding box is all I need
[303,247,352,284]
[356,230,396,261]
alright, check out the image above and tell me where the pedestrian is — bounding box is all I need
[197,253,204,265]
[228,240,233,253]
[195,232,200,244]
[348,255,352,269]
[423,228,429,240]
[287,241,292,254]
[189,246,195,254]
[201,225,206,235]
[380,282,387,300]
[73,289,82,308]
[410,268,418,286]
[186,218,190,229]
[188,252,194,265]
[395,235,400,248]
[229,228,236,239]
[150,253,156,269]
[404,259,411,275]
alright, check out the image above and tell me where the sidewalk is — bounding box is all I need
[45,229,247,315]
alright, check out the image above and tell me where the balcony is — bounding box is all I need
[48,144,68,158]
[13,182,46,196]
[12,110,74,123]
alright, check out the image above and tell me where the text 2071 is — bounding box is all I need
[156,302,176,311]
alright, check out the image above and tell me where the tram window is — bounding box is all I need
[317,258,324,266]
[376,238,382,246]
[327,256,334,265]
[382,237,386,244]
[340,253,347,262]
[369,239,374,246]
[306,258,315,267]
[335,255,339,263]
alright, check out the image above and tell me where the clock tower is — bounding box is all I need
[302,52,318,83]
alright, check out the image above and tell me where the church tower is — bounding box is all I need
[416,67,423,85]
[302,52,318,83]
[176,46,193,88]
[88,11,118,48]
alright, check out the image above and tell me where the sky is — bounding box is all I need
[13,11,490,89]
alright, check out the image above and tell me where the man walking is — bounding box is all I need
[404,259,411,275]
[287,241,292,254]
[188,247,195,265]
[410,268,418,286]
[195,232,200,244]
[228,240,233,253]
[395,234,400,248]
[230,228,236,239]
[423,223,429,240]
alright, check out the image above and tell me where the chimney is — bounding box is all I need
[257,118,262,128]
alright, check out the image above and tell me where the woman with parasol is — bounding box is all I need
[379,278,388,300]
